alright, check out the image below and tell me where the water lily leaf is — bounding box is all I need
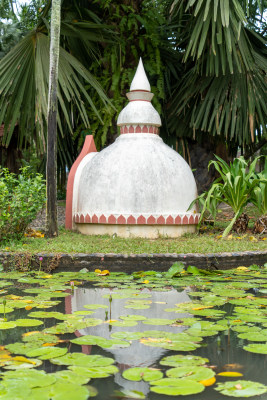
[231,325,260,333]
[5,342,39,355]
[110,331,144,340]
[22,332,59,344]
[3,357,42,369]
[0,381,31,399]
[238,332,267,341]
[27,311,66,319]
[0,306,14,314]
[211,289,247,297]
[26,347,68,360]
[150,378,205,395]
[68,365,118,378]
[113,389,145,399]
[48,382,90,400]
[1,369,56,387]
[166,366,215,381]
[217,372,243,377]
[165,262,185,278]
[71,335,130,349]
[199,376,216,386]
[122,367,163,382]
[52,370,91,385]
[107,320,137,327]
[215,380,267,397]
[140,337,200,351]
[120,315,147,321]
[160,355,209,367]
[0,322,16,329]
[243,344,267,354]
[83,304,108,310]
[73,310,93,316]
[50,353,114,367]
[14,319,43,327]
[142,318,175,326]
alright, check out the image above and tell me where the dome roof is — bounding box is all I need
[74,134,198,220]
[70,58,199,237]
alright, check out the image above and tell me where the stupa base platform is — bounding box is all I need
[75,223,197,238]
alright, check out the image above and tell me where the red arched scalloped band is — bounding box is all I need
[73,213,200,225]
[120,125,159,134]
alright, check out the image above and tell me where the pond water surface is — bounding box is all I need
[0,266,267,399]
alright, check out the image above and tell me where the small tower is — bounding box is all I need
[66,59,200,238]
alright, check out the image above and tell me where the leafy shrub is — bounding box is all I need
[189,156,265,238]
[0,167,46,241]
[250,162,267,216]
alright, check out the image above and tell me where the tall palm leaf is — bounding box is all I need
[167,0,267,150]
[0,3,111,155]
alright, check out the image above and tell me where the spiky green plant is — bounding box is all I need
[190,155,265,237]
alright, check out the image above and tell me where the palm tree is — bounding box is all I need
[166,0,266,156]
[0,0,111,157]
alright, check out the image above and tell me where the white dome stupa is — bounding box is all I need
[66,59,199,238]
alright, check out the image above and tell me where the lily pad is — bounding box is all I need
[25,347,68,360]
[160,355,209,367]
[113,389,145,399]
[48,382,91,400]
[14,319,43,327]
[166,366,215,381]
[122,367,163,382]
[243,343,267,354]
[150,378,205,395]
[50,353,114,367]
[0,322,16,329]
[1,369,56,387]
[52,370,91,385]
[68,365,119,378]
[71,335,130,349]
[215,380,267,397]
[142,318,175,326]
[83,304,108,310]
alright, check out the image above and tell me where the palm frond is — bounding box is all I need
[0,31,110,152]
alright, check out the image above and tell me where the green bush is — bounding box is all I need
[250,161,267,216]
[189,156,265,238]
[0,167,46,241]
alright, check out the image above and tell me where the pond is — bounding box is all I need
[0,263,267,399]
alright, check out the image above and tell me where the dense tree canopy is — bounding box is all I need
[0,0,266,176]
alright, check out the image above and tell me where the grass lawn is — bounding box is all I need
[1,205,266,255]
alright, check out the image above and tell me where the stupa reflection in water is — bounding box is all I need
[65,288,191,396]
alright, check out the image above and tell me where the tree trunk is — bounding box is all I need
[46,0,61,237]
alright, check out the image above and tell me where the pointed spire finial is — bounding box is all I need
[130,58,151,92]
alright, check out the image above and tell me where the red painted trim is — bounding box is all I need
[147,215,156,224]
[166,216,174,225]
[92,214,98,223]
[183,215,189,224]
[108,215,116,224]
[99,214,107,224]
[129,99,151,102]
[117,215,126,224]
[157,215,165,224]
[74,213,200,225]
[65,136,97,229]
[175,215,182,224]
[137,215,146,224]
[127,215,136,224]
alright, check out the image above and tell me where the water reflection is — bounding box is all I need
[66,288,191,396]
